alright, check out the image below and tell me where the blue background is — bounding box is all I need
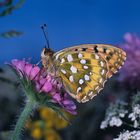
[0,0,140,65]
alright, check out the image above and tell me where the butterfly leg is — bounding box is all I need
[35,59,42,66]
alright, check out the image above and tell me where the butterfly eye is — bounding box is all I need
[41,48,54,56]
[43,48,47,54]
[41,48,46,57]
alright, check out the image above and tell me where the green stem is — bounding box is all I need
[10,101,35,140]
[124,121,140,130]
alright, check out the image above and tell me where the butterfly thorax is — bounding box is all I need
[41,48,55,73]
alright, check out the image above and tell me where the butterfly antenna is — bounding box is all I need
[41,24,50,49]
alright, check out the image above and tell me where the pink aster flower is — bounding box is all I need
[10,59,77,115]
[11,59,40,80]
[119,33,140,90]
[52,92,77,115]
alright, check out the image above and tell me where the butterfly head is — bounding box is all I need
[41,47,54,69]
[40,24,55,68]
[41,47,54,57]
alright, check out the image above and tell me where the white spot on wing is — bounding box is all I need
[78,53,83,58]
[114,70,118,73]
[84,74,90,81]
[101,69,105,75]
[119,54,122,57]
[99,78,103,83]
[80,59,86,64]
[97,88,103,93]
[95,54,99,59]
[83,96,87,100]
[91,94,97,99]
[55,54,60,60]
[69,75,74,82]
[83,66,88,69]
[79,79,84,84]
[89,72,92,75]
[95,86,99,90]
[119,66,121,69]
[103,80,107,86]
[67,54,73,62]
[61,58,65,63]
[70,66,77,73]
[100,61,104,67]
[61,69,66,74]
[81,96,89,103]
[77,87,82,93]
[88,91,93,97]
[118,58,121,62]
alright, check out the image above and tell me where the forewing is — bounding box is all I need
[54,44,126,78]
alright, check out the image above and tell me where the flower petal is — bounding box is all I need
[29,66,40,80]
[41,81,53,93]
[24,63,33,77]
[65,108,77,115]
[12,59,26,72]
[53,93,62,102]
[35,82,42,92]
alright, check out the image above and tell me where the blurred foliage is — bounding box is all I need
[26,107,72,140]
[0,0,12,7]
[0,67,19,87]
[0,30,23,38]
[0,0,25,16]
[0,0,25,38]
[0,67,23,140]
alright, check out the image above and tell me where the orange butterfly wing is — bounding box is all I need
[53,44,126,103]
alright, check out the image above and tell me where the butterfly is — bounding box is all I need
[40,25,126,103]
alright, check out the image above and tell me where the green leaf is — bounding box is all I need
[46,102,70,123]
[0,30,23,38]
[14,0,25,10]
[0,0,12,7]
[0,77,16,85]
[0,6,14,16]
[0,0,25,17]
[5,0,13,6]
[0,131,11,140]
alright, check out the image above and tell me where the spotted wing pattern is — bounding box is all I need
[53,44,126,103]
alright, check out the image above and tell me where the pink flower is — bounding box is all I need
[11,59,40,80]
[41,81,53,92]
[119,33,140,90]
[10,59,77,115]
[52,92,77,114]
